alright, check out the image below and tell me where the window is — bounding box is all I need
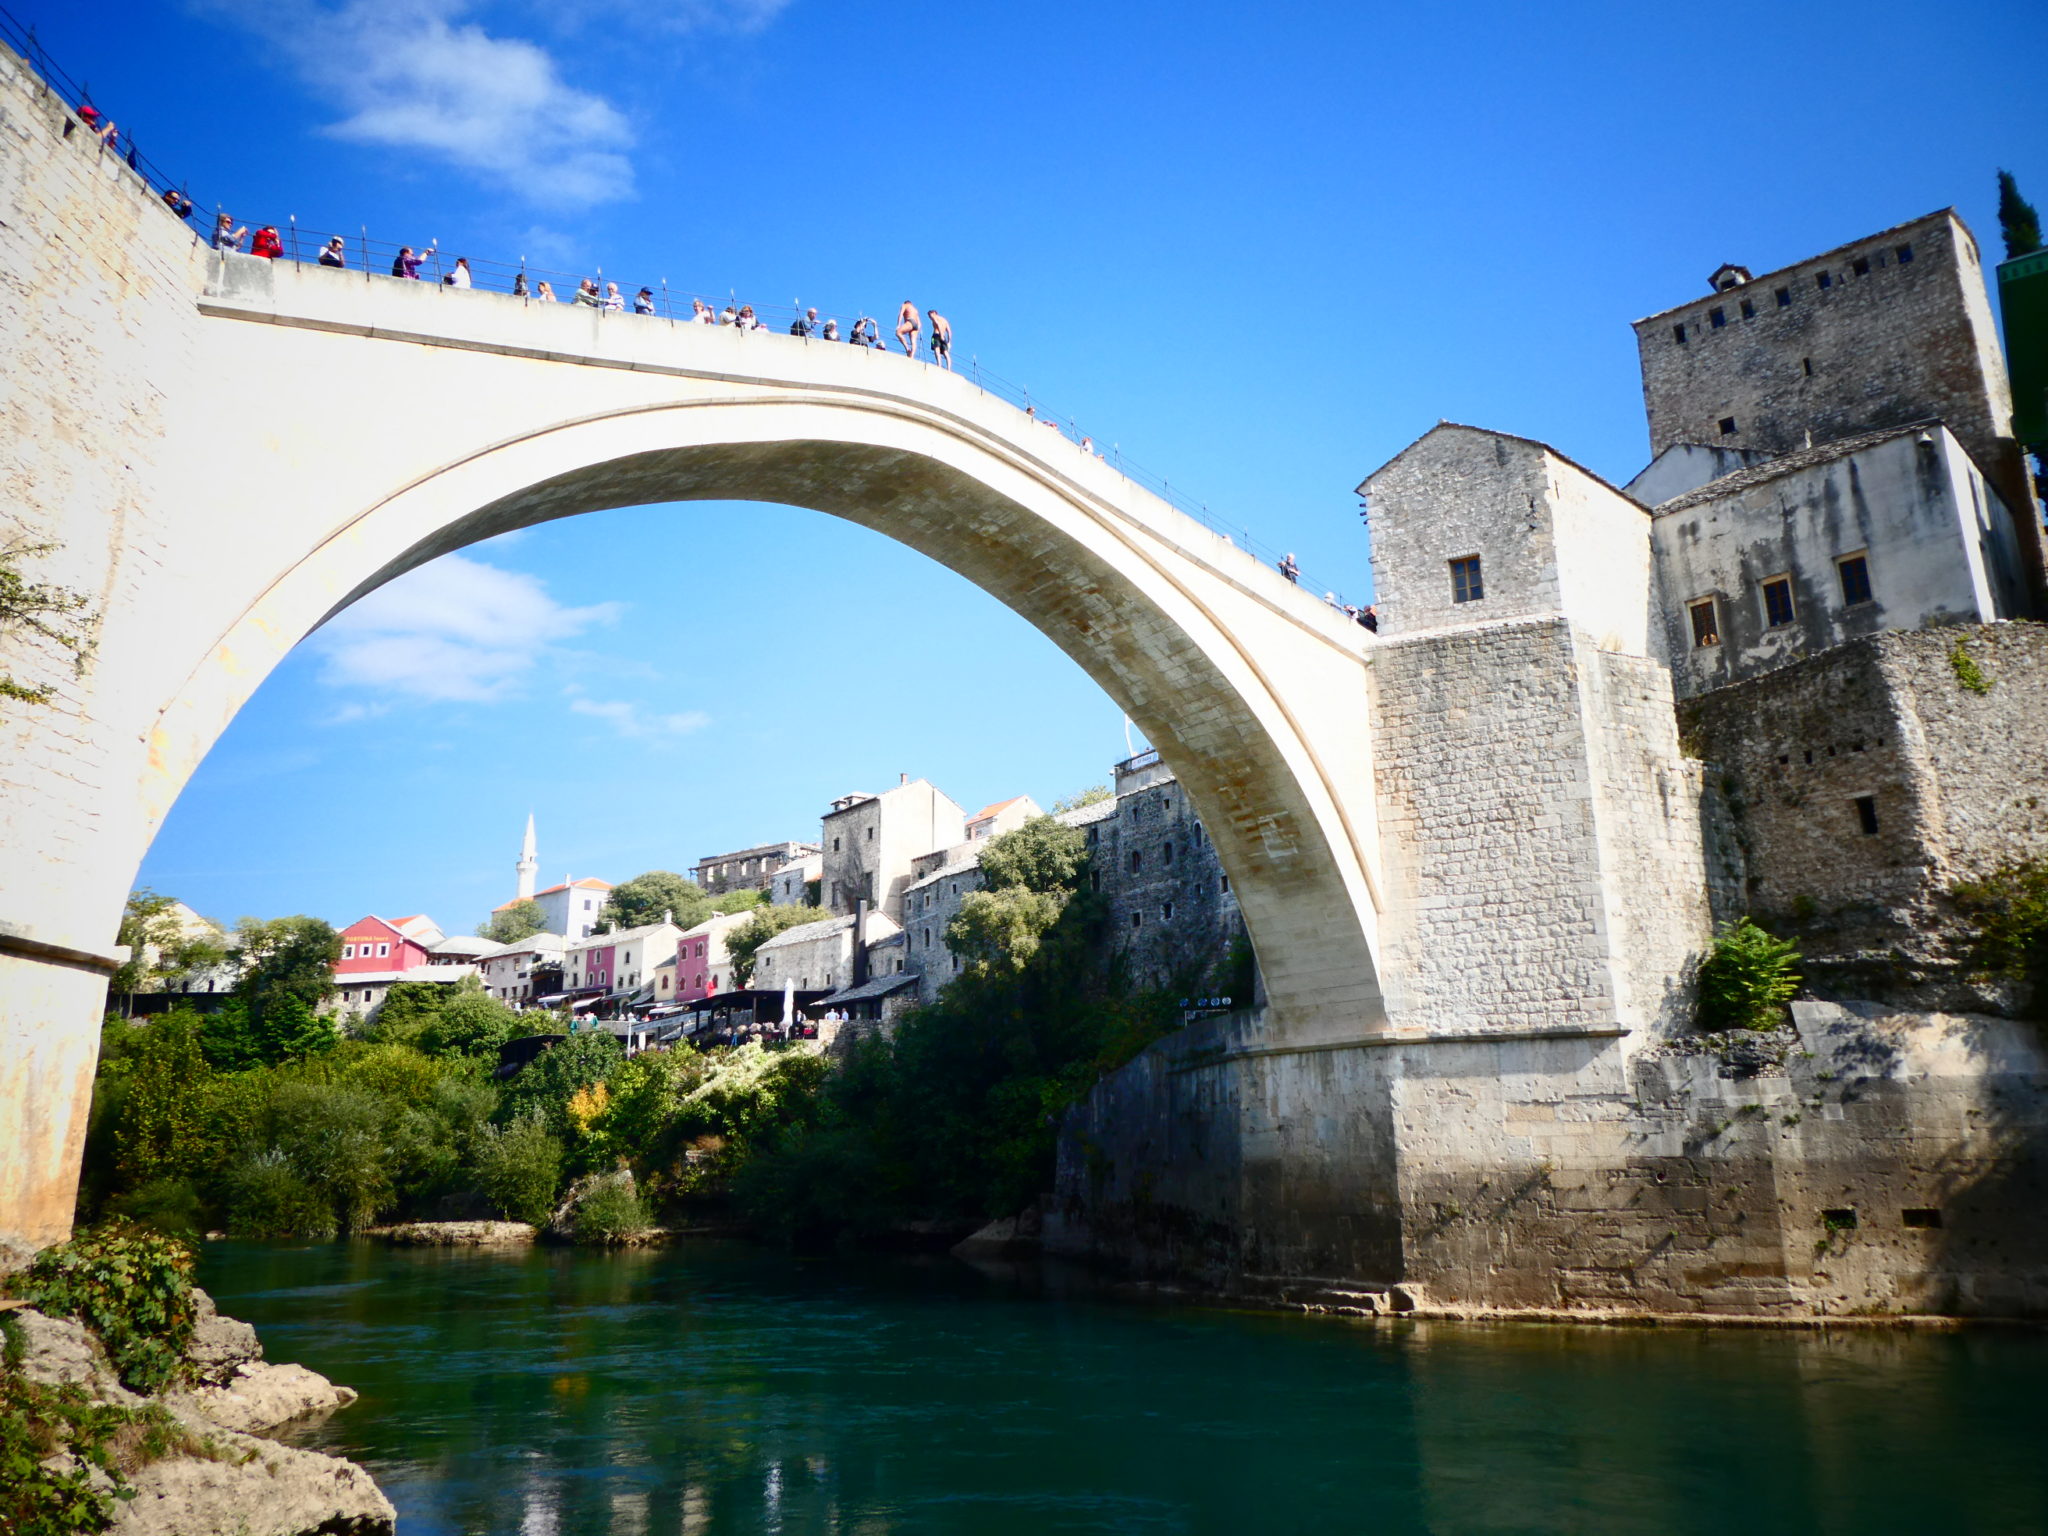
[1129,850,1142,873]
[342,944,355,959]
[1762,577,1796,628]
[1687,598,1720,648]
[1449,555,1484,604]
[1163,842,1175,866]
[832,838,841,852]
[1802,357,1813,377]
[1221,875,1230,894]
[1740,298,1755,320]
[1902,1207,1941,1229]
[1816,270,1832,290]
[1775,286,1792,308]
[377,942,390,957]
[1851,256,1871,277]
[1708,307,1726,329]
[1672,323,1687,344]
[1162,902,1175,922]
[865,826,873,841]
[1837,553,1873,607]
[1130,911,1143,930]
[1854,795,1879,836]
[1719,417,1738,436]
[1896,243,1914,264]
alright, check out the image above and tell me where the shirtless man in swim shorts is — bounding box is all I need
[896,300,920,358]
[926,309,952,369]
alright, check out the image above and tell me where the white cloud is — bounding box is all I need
[567,696,712,739]
[316,553,619,703]
[208,0,636,209]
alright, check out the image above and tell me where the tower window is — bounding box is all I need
[1449,555,1484,604]
[1775,287,1792,308]
[1852,256,1871,277]
[1853,796,1879,836]
[1687,597,1720,649]
[1719,417,1739,436]
[1816,270,1833,290]
[1673,323,1688,344]
[1896,243,1914,264]
[1838,553,1873,607]
[1709,307,1727,329]
[1129,850,1142,873]
[1130,911,1143,930]
[1740,298,1755,319]
[1762,576,1796,628]
[1802,357,1813,377]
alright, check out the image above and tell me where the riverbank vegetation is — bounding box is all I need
[84,816,1241,1249]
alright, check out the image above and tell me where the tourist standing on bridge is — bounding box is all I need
[319,236,346,269]
[575,278,601,307]
[635,288,656,315]
[927,310,951,368]
[448,257,472,288]
[895,300,920,357]
[535,279,556,302]
[691,298,715,323]
[822,317,840,341]
[162,187,194,222]
[1279,553,1299,583]
[250,225,283,259]
[212,213,246,253]
[603,282,625,312]
[791,307,820,338]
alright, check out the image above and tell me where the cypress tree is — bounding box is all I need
[1998,170,2043,259]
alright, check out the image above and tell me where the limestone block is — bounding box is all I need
[179,1361,359,1436]
[109,1416,394,1536]
[185,1287,263,1385]
[7,1305,136,1403]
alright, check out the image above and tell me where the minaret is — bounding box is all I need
[516,814,538,901]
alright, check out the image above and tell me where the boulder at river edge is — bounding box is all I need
[8,1283,395,1536]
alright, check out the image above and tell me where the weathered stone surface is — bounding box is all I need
[185,1286,263,1385]
[8,1305,137,1403]
[109,1416,394,1536]
[177,1361,359,1437]
[369,1219,536,1246]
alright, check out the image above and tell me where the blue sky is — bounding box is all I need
[48,0,2044,935]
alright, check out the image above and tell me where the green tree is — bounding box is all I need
[598,871,707,934]
[723,904,835,986]
[362,980,447,1047]
[978,815,1089,894]
[1999,169,2044,259]
[108,1010,215,1188]
[110,889,227,1010]
[198,999,265,1073]
[712,888,769,915]
[497,1030,625,1139]
[418,983,522,1059]
[231,915,341,1021]
[479,900,548,944]
[946,887,1069,976]
[0,535,94,708]
[471,1114,563,1224]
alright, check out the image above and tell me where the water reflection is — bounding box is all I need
[200,1242,2048,1536]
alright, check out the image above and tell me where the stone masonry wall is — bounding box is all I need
[1369,618,1621,1033]
[1680,622,2048,1010]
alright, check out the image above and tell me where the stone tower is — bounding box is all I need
[516,814,538,902]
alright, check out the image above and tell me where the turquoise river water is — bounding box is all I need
[198,1240,2048,1535]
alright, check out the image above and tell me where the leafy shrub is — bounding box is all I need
[1951,858,2048,1003]
[732,1124,898,1248]
[103,1177,205,1240]
[223,1150,336,1239]
[417,987,523,1060]
[496,1029,624,1139]
[471,1114,563,1225]
[11,1222,196,1394]
[1696,918,1803,1033]
[567,1171,652,1245]
[0,1371,209,1536]
[255,1082,397,1231]
[1949,639,1994,695]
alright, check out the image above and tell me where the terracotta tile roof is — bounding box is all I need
[968,796,1029,823]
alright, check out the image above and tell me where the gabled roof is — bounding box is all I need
[428,934,499,957]
[968,796,1030,824]
[1356,421,1642,506]
[1055,798,1118,829]
[341,915,411,941]
[1653,422,1941,514]
[816,973,921,1006]
[907,857,982,893]
[497,878,613,912]
[758,915,854,950]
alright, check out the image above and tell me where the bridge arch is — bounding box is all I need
[3,249,1386,1245]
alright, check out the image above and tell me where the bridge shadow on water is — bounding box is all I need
[200,1239,2048,1536]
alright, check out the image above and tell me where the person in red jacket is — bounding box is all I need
[250,225,284,259]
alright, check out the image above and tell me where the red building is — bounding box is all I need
[336,915,437,975]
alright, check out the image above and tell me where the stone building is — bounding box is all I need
[767,854,823,906]
[819,777,965,921]
[1629,208,2044,608]
[477,931,563,1008]
[754,910,901,994]
[692,840,819,897]
[1646,423,2027,696]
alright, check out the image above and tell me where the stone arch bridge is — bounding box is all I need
[1,148,1391,1245]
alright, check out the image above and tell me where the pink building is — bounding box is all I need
[336,915,435,975]
[673,910,754,1003]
